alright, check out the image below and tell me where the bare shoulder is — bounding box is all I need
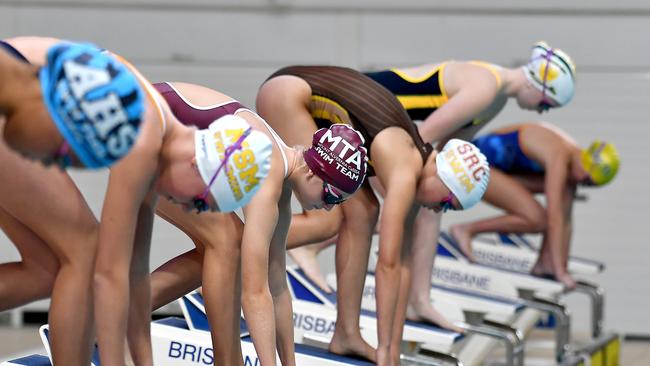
[520,123,572,163]
[489,123,526,135]
[5,37,61,65]
[130,100,165,159]
[535,122,578,145]
[371,127,422,181]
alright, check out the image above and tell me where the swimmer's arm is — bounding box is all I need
[241,176,283,365]
[542,151,571,257]
[268,186,296,365]
[127,192,158,365]
[376,173,418,351]
[372,136,419,352]
[94,133,160,363]
[418,69,498,144]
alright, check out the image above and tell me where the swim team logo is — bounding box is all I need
[538,62,560,83]
[442,143,488,193]
[212,127,262,202]
[316,127,365,181]
[57,57,139,162]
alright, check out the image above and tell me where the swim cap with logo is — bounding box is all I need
[194,115,273,212]
[436,139,490,210]
[523,41,577,107]
[581,140,620,186]
[39,42,145,168]
[303,124,368,195]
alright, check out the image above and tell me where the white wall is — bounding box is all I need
[0,0,648,335]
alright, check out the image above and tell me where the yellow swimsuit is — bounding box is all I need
[364,61,501,128]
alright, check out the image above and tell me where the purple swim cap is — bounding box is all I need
[304,124,368,194]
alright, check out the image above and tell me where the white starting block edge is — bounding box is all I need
[468,232,604,275]
[178,291,379,365]
[356,272,526,321]
[292,298,462,355]
[152,316,375,366]
[433,235,565,299]
[476,232,605,274]
[286,267,464,354]
[351,273,533,366]
[183,285,462,360]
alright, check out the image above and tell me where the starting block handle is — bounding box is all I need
[482,320,524,343]
[458,322,523,366]
[402,350,463,366]
[574,280,605,338]
[531,296,566,311]
[519,297,571,363]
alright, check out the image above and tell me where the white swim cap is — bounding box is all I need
[194,115,273,212]
[523,41,576,107]
[435,139,490,210]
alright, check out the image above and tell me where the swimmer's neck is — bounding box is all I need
[0,59,41,114]
[499,67,528,98]
[159,123,195,172]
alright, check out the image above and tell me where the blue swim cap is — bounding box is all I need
[39,42,145,168]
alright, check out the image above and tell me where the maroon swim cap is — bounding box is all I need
[304,124,368,194]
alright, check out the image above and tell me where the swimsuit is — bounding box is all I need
[269,65,433,171]
[365,62,502,129]
[153,82,289,177]
[472,129,544,173]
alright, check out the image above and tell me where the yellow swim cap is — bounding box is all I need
[581,140,620,186]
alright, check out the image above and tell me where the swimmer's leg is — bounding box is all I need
[0,206,58,310]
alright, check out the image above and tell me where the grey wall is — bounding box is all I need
[1,0,648,335]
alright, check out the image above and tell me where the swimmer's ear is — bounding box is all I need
[305,167,316,179]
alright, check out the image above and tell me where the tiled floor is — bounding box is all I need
[621,340,650,366]
[0,325,647,365]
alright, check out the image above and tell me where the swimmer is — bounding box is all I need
[145,82,368,366]
[451,122,619,289]
[0,35,145,365]
[257,65,490,365]
[3,36,273,366]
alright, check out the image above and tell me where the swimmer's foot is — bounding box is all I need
[531,264,577,290]
[329,331,376,363]
[288,245,332,293]
[406,303,464,333]
[449,224,476,262]
[554,272,577,290]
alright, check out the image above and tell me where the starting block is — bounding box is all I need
[438,232,606,339]
[286,267,464,365]
[470,232,605,276]
[154,291,376,366]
